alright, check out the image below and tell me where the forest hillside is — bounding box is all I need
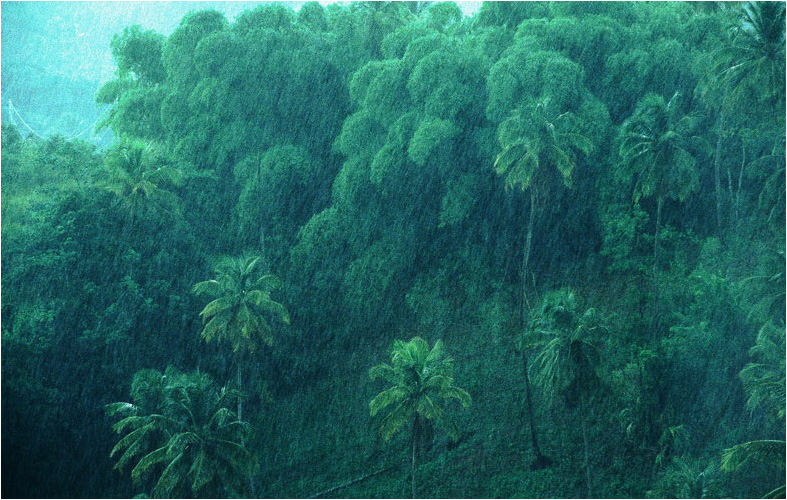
[1,2,785,498]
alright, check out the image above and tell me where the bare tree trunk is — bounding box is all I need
[307,466,399,498]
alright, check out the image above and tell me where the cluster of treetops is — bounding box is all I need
[1,1,784,498]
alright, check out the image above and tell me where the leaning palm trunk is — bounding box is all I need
[522,354,550,469]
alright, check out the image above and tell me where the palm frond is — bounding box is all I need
[153,451,185,498]
[131,446,170,483]
[369,363,398,384]
[370,386,409,417]
[199,310,232,343]
[192,279,225,297]
[198,296,237,322]
[252,274,283,292]
[721,439,786,472]
[380,401,411,441]
[440,385,472,408]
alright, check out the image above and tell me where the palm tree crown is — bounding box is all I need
[107,367,257,498]
[193,255,290,353]
[495,98,593,193]
[618,92,699,205]
[104,139,184,221]
[525,289,605,408]
[369,336,471,441]
[716,1,786,109]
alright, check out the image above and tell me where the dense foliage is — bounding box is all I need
[2,2,785,498]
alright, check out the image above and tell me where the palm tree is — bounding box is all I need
[525,289,606,497]
[192,255,290,421]
[648,456,719,499]
[494,97,593,322]
[721,321,786,498]
[107,367,257,498]
[706,1,785,233]
[104,139,183,227]
[369,337,471,498]
[619,93,699,329]
[715,2,785,119]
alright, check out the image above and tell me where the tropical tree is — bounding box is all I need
[525,289,606,497]
[494,98,593,319]
[104,139,183,228]
[618,92,699,329]
[192,255,290,421]
[369,337,471,498]
[705,1,786,234]
[107,367,257,498]
[715,1,786,119]
[721,321,786,498]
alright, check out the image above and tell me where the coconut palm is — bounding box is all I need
[525,289,606,497]
[192,255,289,421]
[619,92,699,330]
[104,139,183,226]
[369,337,471,498]
[721,321,786,498]
[107,367,257,498]
[494,97,593,320]
[715,1,785,116]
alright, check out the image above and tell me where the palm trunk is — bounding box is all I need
[653,196,663,334]
[237,352,243,423]
[521,190,536,325]
[522,354,550,469]
[713,87,728,238]
[580,401,593,498]
[411,415,419,499]
[735,145,746,225]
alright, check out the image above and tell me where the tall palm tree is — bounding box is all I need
[494,97,593,322]
[619,93,699,329]
[192,255,289,421]
[107,367,257,498]
[369,337,471,498]
[525,289,606,497]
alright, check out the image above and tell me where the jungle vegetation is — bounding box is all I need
[1,2,785,498]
